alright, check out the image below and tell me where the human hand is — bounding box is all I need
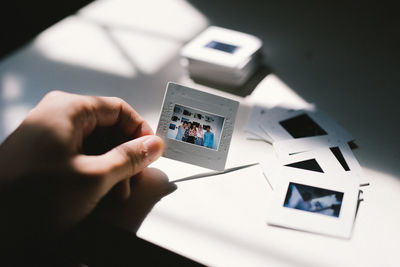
[0,91,164,249]
[93,167,177,233]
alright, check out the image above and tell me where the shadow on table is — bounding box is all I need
[191,64,272,97]
[53,168,202,267]
[71,168,192,267]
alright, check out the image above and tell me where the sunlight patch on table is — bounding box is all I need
[1,73,24,101]
[34,17,137,78]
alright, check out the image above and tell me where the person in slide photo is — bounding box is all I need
[203,126,214,149]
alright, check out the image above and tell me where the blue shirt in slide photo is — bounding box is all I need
[203,131,214,148]
[176,126,185,141]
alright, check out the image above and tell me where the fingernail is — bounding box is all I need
[142,136,164,162]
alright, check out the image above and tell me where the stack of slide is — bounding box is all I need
[245,104,367,239]
[181,26,263,87]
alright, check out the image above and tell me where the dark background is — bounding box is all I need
[0,0,93,60]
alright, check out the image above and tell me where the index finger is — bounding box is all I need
[75,95,154,139]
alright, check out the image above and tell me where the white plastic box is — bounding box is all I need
[181,26,263,87]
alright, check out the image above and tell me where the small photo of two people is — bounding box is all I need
[175,121,214,148]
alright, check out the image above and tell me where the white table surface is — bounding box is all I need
[0,1,399,266]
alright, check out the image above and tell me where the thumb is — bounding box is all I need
[74,135,164,195]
